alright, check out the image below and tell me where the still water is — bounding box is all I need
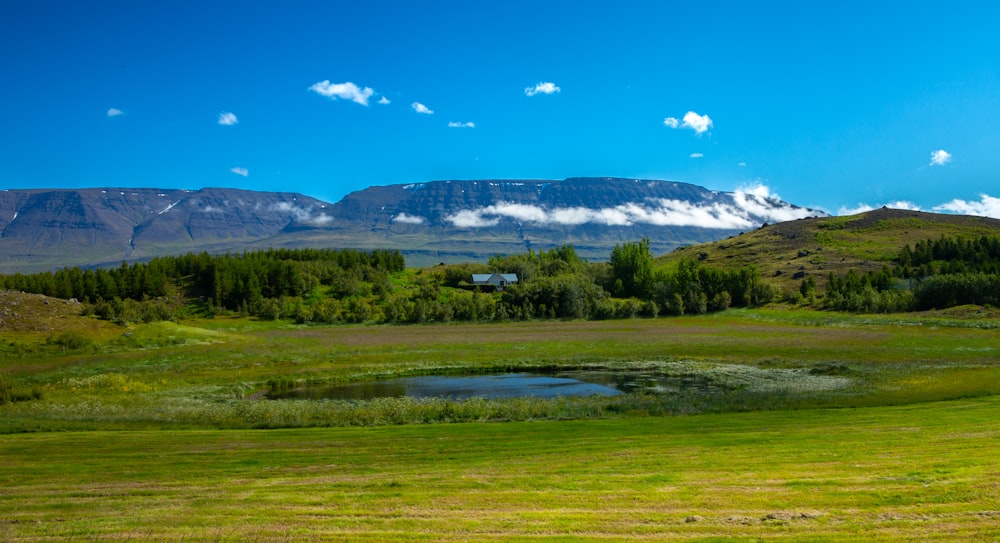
[267,371,720,400]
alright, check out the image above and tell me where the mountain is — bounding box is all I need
[0,188,330,272]
[261,178,824,265]
[1,178,824,272]
[660,207,1000,293]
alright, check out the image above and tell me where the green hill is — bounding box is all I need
[658,207,1000,293]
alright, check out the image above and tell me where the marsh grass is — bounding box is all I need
[2,309,998,431]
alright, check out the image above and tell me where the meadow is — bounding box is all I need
[1,308,999,540]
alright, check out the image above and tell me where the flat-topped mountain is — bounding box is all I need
[267,178,824,266]
[1,178,824,272]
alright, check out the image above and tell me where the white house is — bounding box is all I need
[470,273,519,291]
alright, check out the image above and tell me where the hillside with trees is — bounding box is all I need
[3,209,999,324]
[0,241,776,325]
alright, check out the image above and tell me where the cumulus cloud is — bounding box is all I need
[444,187,816,230]
[229,167,249,177]
[837,201,922,215]
[524,81,560,96]
[730,185,818,224]
[933,194,1000,218]
[839,195,1000,219]
[448,121,475,128]
[886,201,921,211]
[218,112,238,126]
[689,152,704,158]
[447,209,500,228]
[309,80,376,106]
[663,111,713,134]
[377,96,391,105]
[682,111,712,134]
[393,213,426,225]
[412,102,434,114]
[838,203,875,216]
[269,202,333,226]
[107,107,124,117]
[930,149,952,166]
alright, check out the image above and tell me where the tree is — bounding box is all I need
[609,238,654,298]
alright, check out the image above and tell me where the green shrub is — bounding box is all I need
[48,330,92,350]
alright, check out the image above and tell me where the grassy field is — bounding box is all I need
[2,398,999,541]
[2,304,999,540]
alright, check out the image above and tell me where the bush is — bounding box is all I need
[48,330,92,350]
[0,373,43,405]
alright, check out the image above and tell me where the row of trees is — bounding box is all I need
[823,234,1000,312]
[1,240,777,324]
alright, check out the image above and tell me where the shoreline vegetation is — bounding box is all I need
[2,308,997,431]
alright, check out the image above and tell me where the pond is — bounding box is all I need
[266,371,722,400]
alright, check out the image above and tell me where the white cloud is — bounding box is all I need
[682,111,713,134]
[377,96,390,105]
[412,102,434,114]
[447,209,501,228]
[269,202,333,225]
[524,81,560,96]
[730,185,817,224]
[663,111,713,134]
[737,183,776,200]
[933,194,1000,218]
[930,149,952,166]
[837,195,1000,219]
[837,201,921,215]
[107,107,124,117]
[885,201,921,211]
[444,188,817,230]
[392,213,426,225]
[448,121,475,128]
[309,80,376,106]
[230,167,249,177]
[738,162,747,167]
[689,152,704,158]
[838,203,875,216]
[218,112,238,126]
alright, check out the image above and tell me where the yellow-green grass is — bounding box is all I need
[2,306,999,539]
[1,396,998,541]
[661,209,1000,293]
[2,309,999,431]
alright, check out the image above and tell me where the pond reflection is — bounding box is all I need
[267,371,721,400]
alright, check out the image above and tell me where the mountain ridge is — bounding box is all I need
[1,178,824,272]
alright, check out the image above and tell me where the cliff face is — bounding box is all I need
[0,178,826,272]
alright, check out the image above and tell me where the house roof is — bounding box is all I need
[471,273,518,283]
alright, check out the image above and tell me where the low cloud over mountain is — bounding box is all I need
[0,178,826,272]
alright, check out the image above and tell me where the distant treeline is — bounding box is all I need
[824,235,1000,312]
[0,241,777,324]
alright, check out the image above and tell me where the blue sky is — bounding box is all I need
[2,1,999,216]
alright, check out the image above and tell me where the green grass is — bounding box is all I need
[1,397,998,541]
[3,309,999,431]
[2,308,999,539]
[661,208,1000,293]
